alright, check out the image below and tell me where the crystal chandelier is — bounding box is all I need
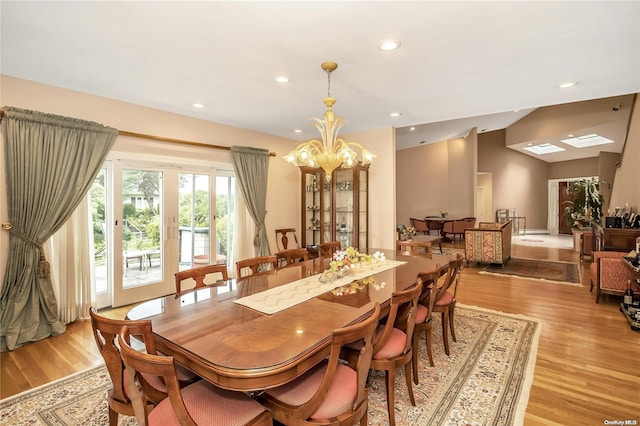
[284,62,375,181]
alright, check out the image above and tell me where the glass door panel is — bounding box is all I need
[334,169,353,248]
[216,172,235,278]
[178,173,210,272]
[358,168,368,250]
[90,166,111,309]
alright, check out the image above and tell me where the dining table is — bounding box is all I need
[126,248,452,392]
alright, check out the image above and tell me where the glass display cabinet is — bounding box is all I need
[300,164,369,251]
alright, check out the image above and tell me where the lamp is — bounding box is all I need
[284,62,375,181]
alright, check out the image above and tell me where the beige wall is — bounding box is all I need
[396,132,476,229]
[548,157,599,180]
[342,127,396,250]
[478,129,550,229]
[609,94,640,213]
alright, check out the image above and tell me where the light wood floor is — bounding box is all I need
[1,240,639,425]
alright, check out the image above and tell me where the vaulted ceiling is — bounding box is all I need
[2,1,639,160]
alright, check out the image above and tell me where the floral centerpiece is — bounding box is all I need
[402,226,417,240]
[320,247,386,283]
[440,209,448,218]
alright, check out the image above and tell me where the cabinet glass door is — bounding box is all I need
[358,168,368,250]
[334,169,354,248]
[303,171,322,247]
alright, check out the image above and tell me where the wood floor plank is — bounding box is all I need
[1,239,639,426]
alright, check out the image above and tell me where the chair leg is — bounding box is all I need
[385,369,396,426]
[412,334,420,385]
[404,362,416,406]
[108,407,118,426]
[425,327,435,367]
[589,278,594,293]
[449,307,457,343]
[441,311,450,356]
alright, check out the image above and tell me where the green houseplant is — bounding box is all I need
[564,177,604,229]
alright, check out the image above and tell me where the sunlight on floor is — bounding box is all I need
[512,234,574,250]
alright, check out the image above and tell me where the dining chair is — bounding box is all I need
[258,303,381,426]
[396,240,432,258]
[118,325,272,426]
[89,308,199,426]
[174,264,229,295]
[409,218,429,235]
[433,254,465,356]
[412,270,440,384]
[275,247,309,269]
[236,255,278,278]
[318,241,341,260]
[275,227,300,252]
[342,284,422,426]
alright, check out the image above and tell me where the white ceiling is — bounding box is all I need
[2,1,639,159]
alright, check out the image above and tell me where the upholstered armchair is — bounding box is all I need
[590,251,637,303]
[464,221,512,267]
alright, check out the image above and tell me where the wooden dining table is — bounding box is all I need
[126,248,451,392]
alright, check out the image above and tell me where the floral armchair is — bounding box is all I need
[590,251,637,303]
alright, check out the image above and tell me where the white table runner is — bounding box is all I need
[234,259,406,314]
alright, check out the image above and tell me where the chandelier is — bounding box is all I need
[284,62,375,181]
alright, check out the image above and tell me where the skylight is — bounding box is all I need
[523,143,565,155]
[560,133,614,148]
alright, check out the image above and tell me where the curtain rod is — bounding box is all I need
[0,110,277,157]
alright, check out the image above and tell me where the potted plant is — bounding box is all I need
[565,178,604,229]
[564,177,604,251]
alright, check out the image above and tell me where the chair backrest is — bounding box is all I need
[275,248,309,269]
[318,241,341,260]
[174,264,229,295]
[463,217,477,229]
[453,220,466,233]
[275,228,300,251]
[435,254,465,304]
[118,325,191,426]
[410,218,429,233]
[426,218,444,231]
[285,303,380,423]
[396,240,432,258]
[89,308,166,411]
[236,255,278,278]
[417,269,440,320]
[374,283,422,357]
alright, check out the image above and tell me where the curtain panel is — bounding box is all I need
[0,106,117,351]
[230,146,270,258]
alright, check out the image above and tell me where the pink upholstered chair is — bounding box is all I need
[342,284,422,426]
[590,251,637,303]
[258,304,381,426]
[118,325,272,426]
[90,308,199,426]
[433,254,465,356]
[412,270,440,384]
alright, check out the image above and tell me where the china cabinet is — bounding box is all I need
[300,164,369,251]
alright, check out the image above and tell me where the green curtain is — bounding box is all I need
[0,106,118,351]
[230,146,271,257]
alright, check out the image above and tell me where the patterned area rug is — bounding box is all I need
[480,257,582,286]
[0,305,541,426]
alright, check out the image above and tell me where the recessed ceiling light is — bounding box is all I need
[390,112,402,117]
[294,129,302,133]
[378,40,401,51]
[561,133,614,148]
[409,127,415,131]
[523,143,565,155]
[192,103,204,108]
[568,134,574,137]
[559,81,577,88]
[513,109,520,112]
[276,76,290,83]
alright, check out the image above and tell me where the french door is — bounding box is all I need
[91,160,232,308]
